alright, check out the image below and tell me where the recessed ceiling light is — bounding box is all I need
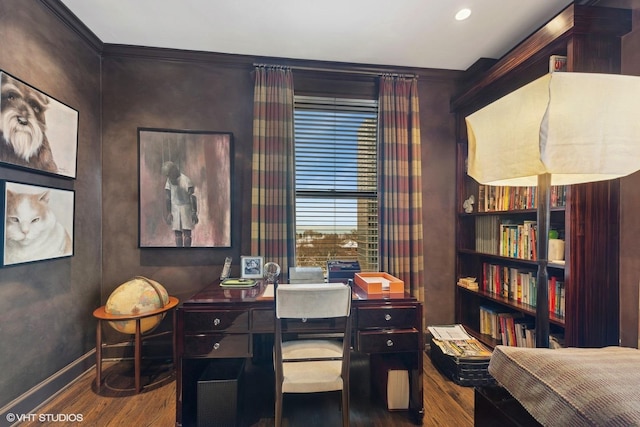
[455,8,472,21]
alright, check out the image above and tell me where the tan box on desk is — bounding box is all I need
[354,272,404,294]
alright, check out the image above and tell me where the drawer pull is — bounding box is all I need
[384,314,392,321]
[386,339,394,347]
[213,318,221,326]
[213,342,221,350]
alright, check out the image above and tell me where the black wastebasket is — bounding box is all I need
[197,358,245,427]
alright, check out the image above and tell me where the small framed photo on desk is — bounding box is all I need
[241,256,264,279]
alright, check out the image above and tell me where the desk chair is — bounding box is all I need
[274,283,352,427]
[288,266,324,284]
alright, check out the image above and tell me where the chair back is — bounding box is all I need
[276,283,351,319]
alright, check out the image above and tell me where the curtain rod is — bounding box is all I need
[253,63,417,79]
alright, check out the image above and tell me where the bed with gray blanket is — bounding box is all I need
[487,345,640,426]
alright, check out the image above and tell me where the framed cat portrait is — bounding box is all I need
[0,70,79,178]
[1,181,75,267]
[138,128,232,248]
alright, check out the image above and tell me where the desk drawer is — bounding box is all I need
[357,306,418,329]
[358,329,419,353]
[184,310,249,333]
[184,333,250,357]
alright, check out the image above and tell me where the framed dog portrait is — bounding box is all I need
[241,256,264,279]
[0,70,79,178]
[138,128,232,248]
[1,181,75,267]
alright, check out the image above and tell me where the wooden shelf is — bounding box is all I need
[453,4,629,348]
[457,286,565,326]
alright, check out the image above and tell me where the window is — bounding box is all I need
[294,95,378,273]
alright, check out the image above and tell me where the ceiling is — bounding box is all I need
[58,0,620,71]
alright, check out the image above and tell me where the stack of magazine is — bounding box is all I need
[428,324,492,358]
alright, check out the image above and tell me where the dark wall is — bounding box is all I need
[101,54,255,306]
[619,9,640,348]
[100,50,460,332]
[419,77,458,328]
[0,0,102,406]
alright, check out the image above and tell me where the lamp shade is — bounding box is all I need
[466,72,640,186]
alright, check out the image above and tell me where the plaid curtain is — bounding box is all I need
[251,66,296,274]
[378,75,425,303]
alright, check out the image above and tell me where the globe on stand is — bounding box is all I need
[105,276,169,334]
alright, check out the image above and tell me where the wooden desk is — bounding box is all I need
[93,296,179,393]
[176,281,424,426]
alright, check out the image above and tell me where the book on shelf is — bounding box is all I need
[480,262,565,319]
[497,312,525,346]
[457,277,478,290]
[499,220,538,260]
[481,262,539,308]
[549,276,566,318]
[514,318,536,348]
[479,306,507,341]
[477,184,566,212]
[479,307,537,348]
[475,215,500,255]
[477,218,564,263]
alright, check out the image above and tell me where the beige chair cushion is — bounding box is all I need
[281,340,344,393]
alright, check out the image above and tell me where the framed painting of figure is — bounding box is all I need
[138,128,232,248]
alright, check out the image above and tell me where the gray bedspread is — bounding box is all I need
[488,345,640,426]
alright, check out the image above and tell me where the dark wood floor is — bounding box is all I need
[19,351,474,427]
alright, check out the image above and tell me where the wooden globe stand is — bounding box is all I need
[93,296,179,393]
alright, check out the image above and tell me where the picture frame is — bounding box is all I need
[1,180,75,266]
[138,128,232,248]
[241,256,264,279]
[0,70,79,178]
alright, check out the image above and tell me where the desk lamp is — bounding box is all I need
[465,72,640,348]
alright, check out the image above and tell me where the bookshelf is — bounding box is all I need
[452,4,631,349]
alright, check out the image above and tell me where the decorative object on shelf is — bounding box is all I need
[0,70,79,178]
[549,55,567,73]
[138,128,232,248]
[466,72,640,347]
[105,276,169,334]
[548,238,565,262]
[1,180,74,266]
[264,261,281,284]
[463,195,475,213]
[241,255,264,279]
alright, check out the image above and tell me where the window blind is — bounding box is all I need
[294,95,378,272]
